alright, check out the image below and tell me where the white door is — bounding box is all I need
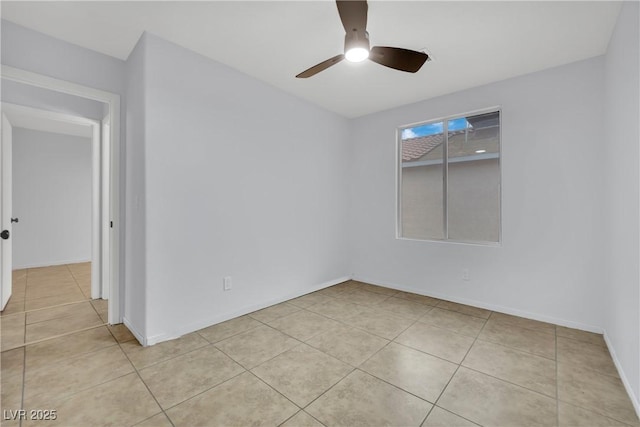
[1,113,13,310]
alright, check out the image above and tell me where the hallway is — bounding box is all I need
[0,263,133,351]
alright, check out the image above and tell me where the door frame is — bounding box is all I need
[1,113,13,310]
[2,103,104,298]
[1,65,122,324]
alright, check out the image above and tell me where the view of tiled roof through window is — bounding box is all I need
[402,111,500,163]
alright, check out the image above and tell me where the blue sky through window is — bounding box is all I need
[402,117,469,139]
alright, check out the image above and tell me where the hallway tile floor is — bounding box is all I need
[1,268,638,426]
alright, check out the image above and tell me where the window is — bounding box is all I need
[398,109,501,243]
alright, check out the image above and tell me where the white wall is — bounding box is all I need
[12,128,92,268]
[603,0,640,412]
[1,20,124,96]
[123,34,148,339]
[132,33,351,343]
[350,56,606,331]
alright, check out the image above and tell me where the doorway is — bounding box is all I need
[0,104,112,348]
[0,65,121,327]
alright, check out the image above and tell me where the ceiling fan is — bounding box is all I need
[296,0,429,78]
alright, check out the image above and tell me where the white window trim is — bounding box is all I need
[396,106,502,246]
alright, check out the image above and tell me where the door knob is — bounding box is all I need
[1,230,9,240]
[11,218,18,223]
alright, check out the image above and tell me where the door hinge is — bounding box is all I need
[110,221,113,228]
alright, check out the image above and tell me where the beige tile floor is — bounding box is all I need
[0,263,125,352]
[1,275,639,427]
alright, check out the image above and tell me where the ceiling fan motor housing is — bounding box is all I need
[344,29,370,54]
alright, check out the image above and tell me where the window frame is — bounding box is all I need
[396,106,503,246]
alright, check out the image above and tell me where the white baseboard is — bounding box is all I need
[144,276,352,346]
[122,316,147,346]
[604,331,640,420]
[352,275,604,333]
[13,258,92,270]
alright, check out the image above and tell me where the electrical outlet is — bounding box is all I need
[223,276,232,291]
[462,268,470,281]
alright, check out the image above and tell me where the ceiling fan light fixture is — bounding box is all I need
[345,47,369,62]
[344,30,370,62]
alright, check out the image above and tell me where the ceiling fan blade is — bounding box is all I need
[296,54,345,78]
[369,46,429,73]
[336,0,368,33]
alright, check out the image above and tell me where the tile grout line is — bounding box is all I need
[21,352,141,424]
[302,296,428,341]
[123,320,320,419]
[18,334,135,422]
[459,365,557,400]
[214,322,310,371]
[248,371,310,414]
[240,287,368,416]
[155,345,249,415]
[88,296,105,319]
[14,264,67,426]
[66,263,85,298]
[434,300,492,320]
[296,364,357,415]
[22,266,30,304]
[323,315,411,342]
[260,316,335,344]
[18,263,90,312]
[20,268,30,355]
[12,314,131,426]
[295,297,430,422]
[25,340,122,374]
[25,303,101,329]
[5,323,109,351]
[132,412,171,427]
[470,334,556,362]
[353,364,441,407]
[20,299,96,316]
[277,409,327,427]
[153,343,249,412]
[428,309,492,425]
[437,406,483,427]
[389,328,560,401]
[466,317,558,361]
[19,314,27,427]
[285,296,487,373]
[106,327,178,427]
[196,324,263,346]
[415,308,484,336]
[158,367,248,413]
[123,338,211,371]
[3,297,88,318]
[553,369,638,426]
[391,340,464,366]
[23,370,136,416]
[245,302,433,393]
[477,330,622,381]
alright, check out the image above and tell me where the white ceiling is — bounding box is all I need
[1,1,622,118]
